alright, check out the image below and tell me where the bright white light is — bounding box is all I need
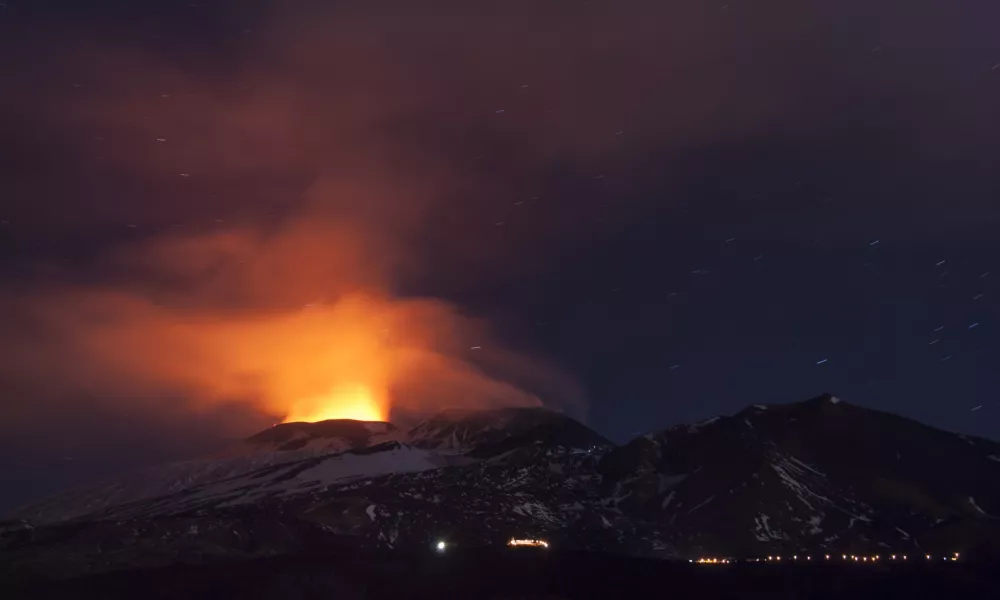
[436,541,447,552]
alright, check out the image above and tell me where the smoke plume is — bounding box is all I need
[4,0,983,503]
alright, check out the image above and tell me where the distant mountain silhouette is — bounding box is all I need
[4,395,999,581]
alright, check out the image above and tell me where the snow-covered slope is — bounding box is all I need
[406,406,609,456]
[6,396,1000,580]
[222,419,403,457]
[14,419,406,525]
[87,442,474,522]
[599,394,1000,556]
[10,408,608,525]
[15,451,320,526]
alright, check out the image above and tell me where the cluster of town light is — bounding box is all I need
[695,558,732,564]
[439,537,959,563]
[508,538,550,548]
[436,538,552,552]
[692,552,960,564]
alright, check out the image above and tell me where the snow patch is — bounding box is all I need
[753,405,768,410]
[511,502,560,524]
[753,513,786,541]
[968,496,989,516]
[366,504,377,521]
[788,456,825,477]
[152,444,465,514]
[688,494,716,514]
[847,513,872,529]
[988,455,1000,463]
[770,455,831,510]
[661,490,676,509]
[828,396,842,404]
[14,428,419,524]
[688,416,721,433]
[807,515,823,535]
[744,419,754,429]
[296,445,446,484]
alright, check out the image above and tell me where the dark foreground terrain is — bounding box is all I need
[6,399,1000,599]
[4,549,999,600]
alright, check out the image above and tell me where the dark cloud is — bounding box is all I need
[1,0,999,511]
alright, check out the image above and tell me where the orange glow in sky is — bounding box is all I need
[5,219,562,430]
[282,383,387,423]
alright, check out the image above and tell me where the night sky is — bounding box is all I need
[2,0,1000,512]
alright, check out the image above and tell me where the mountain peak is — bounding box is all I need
[806,392,845,406]
[406,406,608,456]
[602,392,1000,557]
[733,392,847,416]
[230,418,401,457]
[8,393,1000,572]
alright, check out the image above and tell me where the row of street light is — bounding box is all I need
[692,552,960,564]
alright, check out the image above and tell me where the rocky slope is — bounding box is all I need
[11,419,404,526]
[10,408,607,526]
[599,394,1000,558]
[3,396,1000,581]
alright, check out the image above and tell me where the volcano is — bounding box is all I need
[599,394,1000,558]
[3,396,1000,581]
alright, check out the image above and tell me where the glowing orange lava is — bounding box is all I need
[282,383,387,423]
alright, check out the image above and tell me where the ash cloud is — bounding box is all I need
[2,0,997,509]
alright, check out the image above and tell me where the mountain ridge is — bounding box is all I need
[4,395,1000,580]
